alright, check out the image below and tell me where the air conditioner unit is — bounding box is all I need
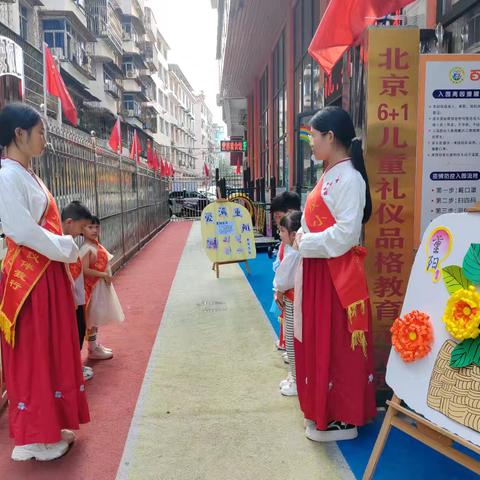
[126,70,138,78]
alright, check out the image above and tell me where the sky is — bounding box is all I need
[148,0,224,125]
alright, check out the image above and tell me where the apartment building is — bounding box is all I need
[193,92,216,177]
[168,63,196,176]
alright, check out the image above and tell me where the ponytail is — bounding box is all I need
[350,138,372,224]
[310,107,372,224]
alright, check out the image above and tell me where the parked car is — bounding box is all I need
[169,191,212,217]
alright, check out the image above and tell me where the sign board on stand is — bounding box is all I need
[364,209,480,478]
[200,200,256,278]
[415,55,480,242]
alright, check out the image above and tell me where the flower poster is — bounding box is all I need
[386,212,480,447]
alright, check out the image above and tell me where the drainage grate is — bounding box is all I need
[196,300,228,313]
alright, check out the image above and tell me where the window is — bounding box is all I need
[259,68,269,180]
[43,18,90,72]
[294,0,323,195]
[273,30,287,187]
[19,5,28,42]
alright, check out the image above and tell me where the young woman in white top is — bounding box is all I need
[0,103,90,461]
[294,107,376,442]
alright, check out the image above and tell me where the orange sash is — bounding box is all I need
[0,177,63,347]
[84,241,109,307]
[304,175,370,355]
[69,257,83,281]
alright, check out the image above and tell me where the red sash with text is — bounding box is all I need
[304,176,370,354]
[84,241,109,307]
[0,180,63,347]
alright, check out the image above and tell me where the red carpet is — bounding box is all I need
[0,222,192,479]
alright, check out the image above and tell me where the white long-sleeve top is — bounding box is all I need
[273,244,301,293]
[299,160,365,259]
[0,159,78,263]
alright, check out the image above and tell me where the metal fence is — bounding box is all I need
[34,120,170,271]
[1,121,170,411]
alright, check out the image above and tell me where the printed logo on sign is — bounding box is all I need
[449,66,465,84]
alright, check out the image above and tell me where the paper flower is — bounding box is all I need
[442,285,480,340]
[391,310,434,362]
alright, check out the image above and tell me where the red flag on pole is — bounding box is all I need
[44,45,78,126]
[129,130,141,163]
[308,0,413,75]
[160,156,166,176]
[204,162,210,177]
[108,118,122,153]
[235,158,241,175]
[153,150,160,171]
[147,139,155,169]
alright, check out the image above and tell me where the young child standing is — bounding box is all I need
[270,192,301,355]
[81,216,124,360]
[274,211,302,396]
[61,201,94,381]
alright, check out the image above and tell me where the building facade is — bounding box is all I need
[168,63,196,176]
[0,0,206,177]
[193,92,216,177]
[213,0,480,199]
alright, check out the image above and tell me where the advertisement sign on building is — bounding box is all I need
[417,55,480,239]
[364,27,419,394]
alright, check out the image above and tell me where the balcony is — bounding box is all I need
[123,37,141,55]
[50,43,95,79]
[118,0,144,27]
[143,7,156,43]
[104,78,121,98]
[123,106,144,123]
[141,42,159,72]
[86,0,123,54]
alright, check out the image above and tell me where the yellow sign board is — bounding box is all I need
[364,27,419,390]
[201,201,256,264]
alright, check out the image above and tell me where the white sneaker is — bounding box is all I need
[61,430,76,445]
[282,352,289,364]
[280,380,297,397]
[305,421,358,442]
[11,440,69,461]
[279,373,294,389]
[88,344,113,360]
[83,366,94,381]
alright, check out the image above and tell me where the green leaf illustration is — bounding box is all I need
[450,337,480,369]
[442,265,472,295]
[463,243,480,285]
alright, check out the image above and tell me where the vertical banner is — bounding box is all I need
[364,27,419,395]
[416,55,480,240]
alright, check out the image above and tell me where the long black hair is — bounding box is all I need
[310,106,372,224]
[0,103,42,157]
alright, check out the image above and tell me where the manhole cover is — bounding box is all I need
[196,300,228,313]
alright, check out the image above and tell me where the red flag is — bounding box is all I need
[160,156,166,176]
[153,150,160,171]
[44,45,78,126]
[147,140,155,169]
[308,0,413,75]
[235,158,241,175]
[129,130,141,163]
[108,118,122,153]
[204,162,210,177]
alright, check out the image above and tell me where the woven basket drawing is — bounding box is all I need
[427,340,480,432]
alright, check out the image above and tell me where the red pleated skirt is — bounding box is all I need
[294,258,377,430]
[1,261,90,446]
